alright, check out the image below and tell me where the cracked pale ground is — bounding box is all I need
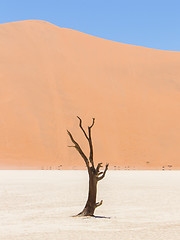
[0,171,180,240]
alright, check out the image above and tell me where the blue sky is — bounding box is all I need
[0,0,179,51]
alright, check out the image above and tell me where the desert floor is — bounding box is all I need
[0,170,180,240]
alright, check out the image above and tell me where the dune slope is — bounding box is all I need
[0,20,180,169]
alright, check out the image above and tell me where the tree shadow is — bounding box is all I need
[72,214,111,219]
[92,215,111,219]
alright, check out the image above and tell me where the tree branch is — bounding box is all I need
[97,163,109,181]
[89,118,95,129]
[77,116,89,140]
[95,200,103,208]
[67,130,90,169]
[68,117,96,172]
[88,118,95,170]
[96,162,103,174]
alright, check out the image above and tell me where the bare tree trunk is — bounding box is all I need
[78,169,97,216]
[67,117,108,216]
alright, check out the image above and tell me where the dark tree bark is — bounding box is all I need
[67,117,109,216]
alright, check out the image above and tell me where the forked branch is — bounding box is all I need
[97,163,109,181]
[77,116,95,170]
[95,200,103,208]
[96,162,103,174]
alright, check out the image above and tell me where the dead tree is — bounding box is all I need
[67,116,109,216]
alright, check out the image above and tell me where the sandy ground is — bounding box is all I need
[0,170,180,240]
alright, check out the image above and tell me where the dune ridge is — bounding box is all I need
[0,20,180,170]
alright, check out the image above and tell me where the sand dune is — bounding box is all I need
[0,20,180,169]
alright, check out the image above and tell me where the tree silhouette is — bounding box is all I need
[67,116,109,216]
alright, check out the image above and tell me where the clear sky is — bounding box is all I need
[0,0,179,51]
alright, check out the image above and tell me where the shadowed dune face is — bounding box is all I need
[0,20,180,169]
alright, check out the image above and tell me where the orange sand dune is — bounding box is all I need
[0,20,180,170]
